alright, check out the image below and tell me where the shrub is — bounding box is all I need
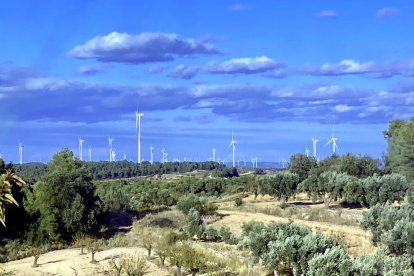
[308,246,352,276]
[219,225,238,245]
[184,208,205,239]
[234,197,243,207]
[202,227,221,242]
[108,253,149,276]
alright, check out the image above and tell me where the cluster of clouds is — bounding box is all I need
[1,65,413,126]
[317,7,400,18]
[69,32,412,80]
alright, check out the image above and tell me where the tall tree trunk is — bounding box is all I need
[147,247,152,258]
[160,256,165,267]
[90,251,97,263]
[177,266,182,276]
[32,255,40,268]
[80,245,86,255]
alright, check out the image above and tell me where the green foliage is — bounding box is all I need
[338,153,379,178]
[165,231,188,245]
[218,225,238,245]
[234,196,243,207]
[108,253,149,276]
[24,148,100,243]
[299,170,355,208]
[184,208,205,239]
[0,161,25,227]
[352,251,413,276]
[257,171,299,206]
[212,167,239,178]
[361,173,409,207]
[176,194,217,216]
[361,202,414,256]
[288,153,317,182]
[384,117,414,181]
[240,220,345,275]
[307,246,352,276]
[202,227,221,242]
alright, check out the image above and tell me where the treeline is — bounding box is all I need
[15,159,227,184]
[251,152,408,208]
[96,174,252,213]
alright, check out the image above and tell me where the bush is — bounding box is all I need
[308,246,352,276]
[234,197,243,207]
[184,208,205,239]
[176,194,217,215]
[202,227,221,242]
[219,226,238,245]
[108,253,149,276]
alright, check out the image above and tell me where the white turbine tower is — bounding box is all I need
[109,137,114,161]
[227,132,237,167]
[161,149,166,163]
[135,109,144,164]
[18,140,23,165]
[88,147,92,162]
[212,148,216,162]
[150,145,154,164]
[78,138,84,161]
[305,146,309,157]
[325,125,339,155]
[312,138,318,158]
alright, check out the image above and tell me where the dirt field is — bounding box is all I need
[3,247,171,276]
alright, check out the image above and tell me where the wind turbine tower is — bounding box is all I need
[18,140,23,165]
[136,109,144,163]
[325,125,339,155]
[305,146,309,157]
[161,149,166,163]
[312,138,318,158]
[227,132,237,167]
[150,145,154,164]
[212,148,216,162]
[78,138,84,161]
[88,147,92,162]
[109,137,114,161]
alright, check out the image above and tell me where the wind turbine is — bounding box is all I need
[312,138,318,158]
[325,125,339,155]
[135,109,144,163]
[78,138,84,161]
[212,148,216,162]
[88,147,92,162]
[109,137,114,161]
[150,145,154,164]
[161,149,166,163]
[227,132,237,167]
[18,140,23,165]
[305,146,309,157]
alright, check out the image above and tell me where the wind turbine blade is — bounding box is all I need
[227,142,233,149]
[324,139,332,147]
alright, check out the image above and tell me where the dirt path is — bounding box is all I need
[3,247,170,276]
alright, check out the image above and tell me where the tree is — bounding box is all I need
[288,153,317,182]
[384,117,414,181]
[362,173,409,207]
[25,148,100,242]
[299,170,354,208]
[258,172,299,206]
[154,233,170,267]
[134,227,157,258]
[184,208,205,239]
[0,161,25,226]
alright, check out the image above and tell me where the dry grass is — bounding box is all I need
[211,194,376,257]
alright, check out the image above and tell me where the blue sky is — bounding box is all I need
[1,0,413,163]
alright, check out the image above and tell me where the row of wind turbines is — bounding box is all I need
[14,109,340,166]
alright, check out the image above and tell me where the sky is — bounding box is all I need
[1,0,413,164]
